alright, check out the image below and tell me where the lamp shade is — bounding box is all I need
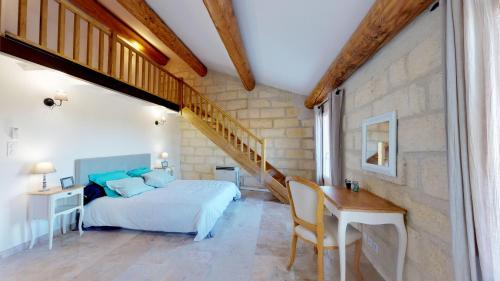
[54,91,68,101]
[160,152,169,159]
[34,162,56,174]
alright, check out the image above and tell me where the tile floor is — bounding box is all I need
[0,191,384,281]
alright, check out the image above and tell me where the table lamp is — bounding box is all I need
[160,152,169,159]
[34,162,56,191]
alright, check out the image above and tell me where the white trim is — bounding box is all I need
[361,111,397,177]
[239,186,270,192]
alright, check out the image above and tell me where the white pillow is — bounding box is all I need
[106,177,154,198]
[143,170,176,188]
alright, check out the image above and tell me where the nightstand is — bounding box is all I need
[154,166,175,176]
[28,185,84,250]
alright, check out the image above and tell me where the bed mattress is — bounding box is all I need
[83,180,241,241]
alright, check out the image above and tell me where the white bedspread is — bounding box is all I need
[83,180,241,241]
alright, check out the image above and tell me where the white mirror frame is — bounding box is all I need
[361,111,397,177]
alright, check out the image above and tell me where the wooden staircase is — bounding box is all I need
[181,86,289,203]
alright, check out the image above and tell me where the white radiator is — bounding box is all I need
[214,166,240,188]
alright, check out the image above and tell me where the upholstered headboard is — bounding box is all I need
[75,154,151,185]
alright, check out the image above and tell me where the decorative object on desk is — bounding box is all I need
[345,179,352,189]
[160,152,169,168]
[33,162,56,192]
[43,90,68,108]
[352,181,360,192]
[60,176,75,190]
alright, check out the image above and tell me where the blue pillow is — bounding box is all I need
[88,170,129,198]
[127,167,152,177]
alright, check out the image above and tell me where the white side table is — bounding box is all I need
[28,185,84,250]
[154,166,175,176]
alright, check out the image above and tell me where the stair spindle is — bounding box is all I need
[73,14,80,60]
[58,3,66,54]
[18,0,27,38]
[39,0,48,47]
[98,30,104,71]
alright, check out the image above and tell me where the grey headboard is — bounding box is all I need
[75,154,151,185]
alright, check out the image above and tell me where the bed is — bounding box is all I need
[75,154,241,241]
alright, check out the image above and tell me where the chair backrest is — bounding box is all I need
[286,176,325,232]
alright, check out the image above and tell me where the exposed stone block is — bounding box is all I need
[249,99,271,108]
[399,113,446,152]
[226,100,247,110]
[261,108,285,118]
[421,153,449,200]
[408,34,442,80]
[429,72,445,110]
[273,118,300,128]
[249,119,273,129]
[388,57,408,88]
[286,128,313,138]
[261,128,286,137]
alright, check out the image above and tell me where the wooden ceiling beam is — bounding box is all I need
[304,0,435,109]
[69,0,169,66]
[117,0,207,77]
[203,0,255,91]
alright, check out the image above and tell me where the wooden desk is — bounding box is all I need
[321,186,407,281]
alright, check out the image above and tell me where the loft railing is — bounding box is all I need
[0,0,267,178]
[1,0,182,106]
[183,85,267,179]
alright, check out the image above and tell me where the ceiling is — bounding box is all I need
[136,0,375,95]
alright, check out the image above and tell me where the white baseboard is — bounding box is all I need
[0,222,76,258]
[240,186,270,192]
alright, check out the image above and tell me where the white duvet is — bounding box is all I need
[83,180,241,241]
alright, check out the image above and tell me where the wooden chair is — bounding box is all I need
[286,176,363,281]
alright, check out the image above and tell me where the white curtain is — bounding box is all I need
[446,0,500,280]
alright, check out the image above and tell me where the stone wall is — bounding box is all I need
[341,9,452,281]
[167,63,315,188]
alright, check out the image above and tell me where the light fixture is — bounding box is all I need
[155,115,167,126]
[160,152,169,169]
[44,90,68,108]
[33,162,56,191]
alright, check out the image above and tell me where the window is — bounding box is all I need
[315,102,331,185]
[321,104,331,185]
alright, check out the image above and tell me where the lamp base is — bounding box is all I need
[38,187,51,192]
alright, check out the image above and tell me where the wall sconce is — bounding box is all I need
[44,91,68,108]
[155,115,167,126]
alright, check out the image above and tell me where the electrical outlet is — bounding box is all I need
[6,141,17,157]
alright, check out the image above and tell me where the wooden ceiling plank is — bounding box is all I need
[203,0,255,91]
[304,0,435,109]
[69,0,169,66]
[117,0,207,77]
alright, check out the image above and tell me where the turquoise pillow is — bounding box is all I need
[88,170,129,198]
[127,167,152,177]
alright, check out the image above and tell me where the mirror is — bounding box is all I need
[362,112,397,176]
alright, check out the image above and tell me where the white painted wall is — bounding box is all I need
[0,53,181,253]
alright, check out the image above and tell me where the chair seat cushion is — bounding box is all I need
[295,216,362,247]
